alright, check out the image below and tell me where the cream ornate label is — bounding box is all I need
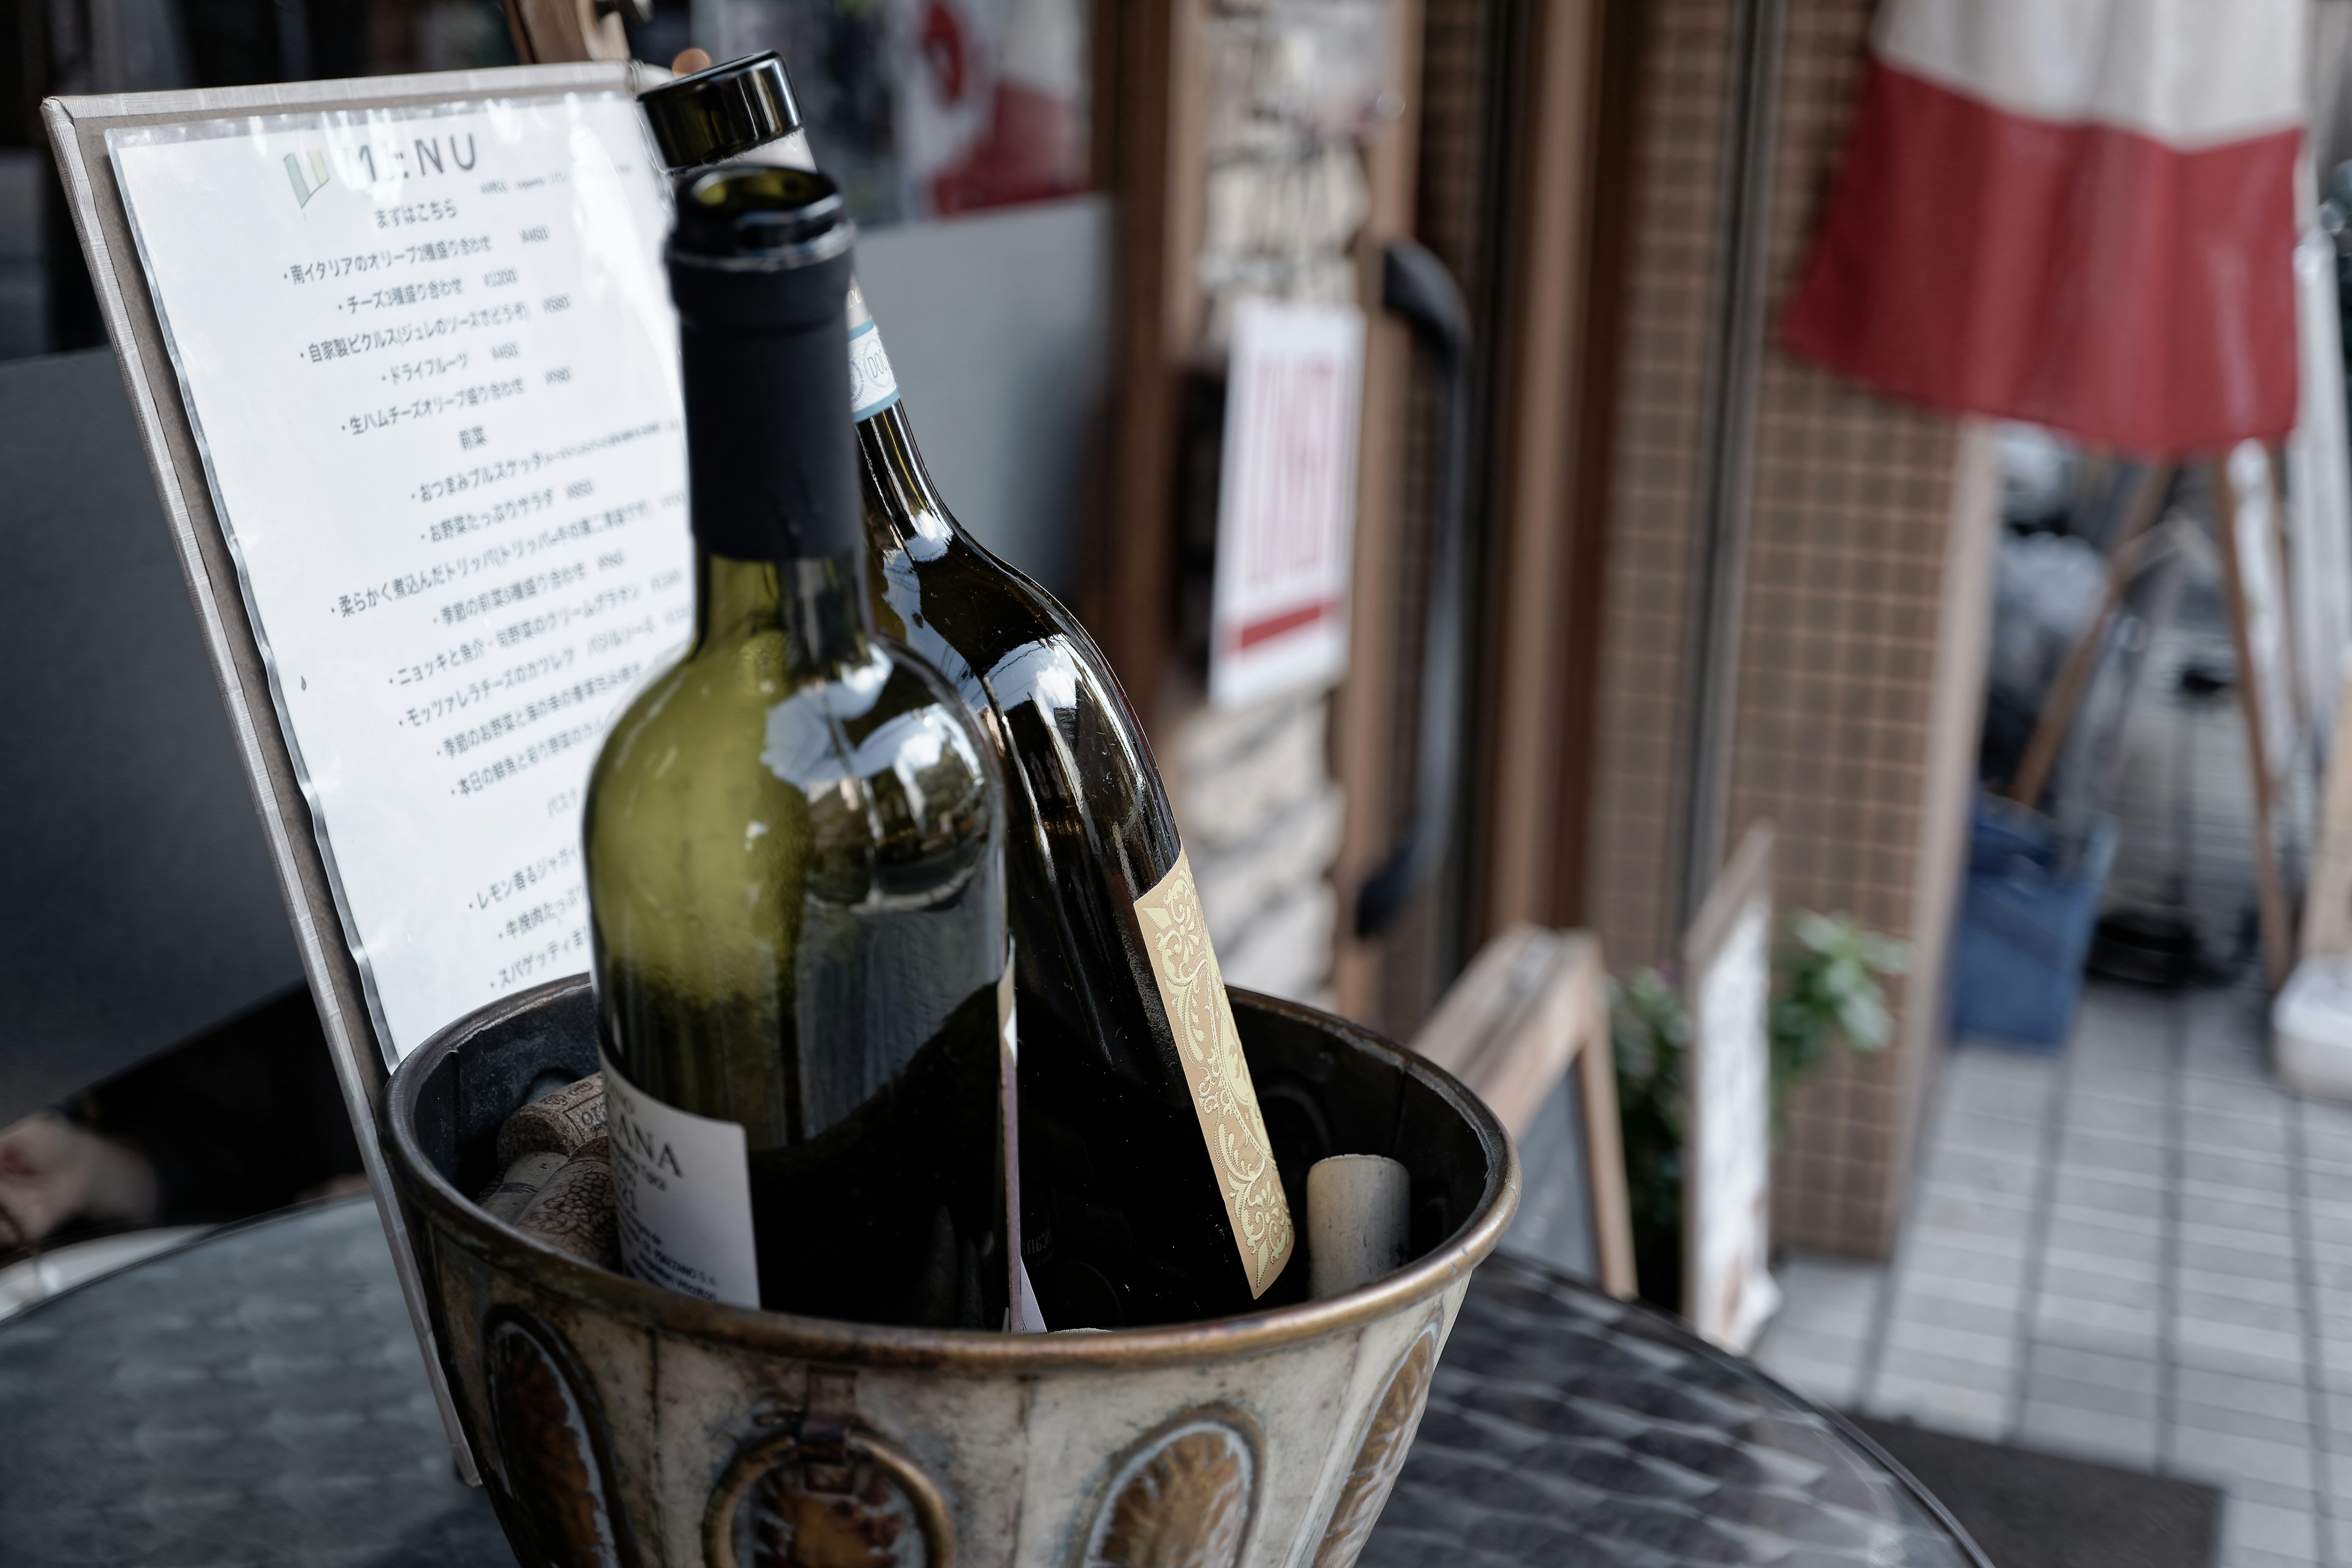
[1134,854,1295,1295]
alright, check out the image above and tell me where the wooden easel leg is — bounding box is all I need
[2006,464,2171,809]
[2212,459,2294,990]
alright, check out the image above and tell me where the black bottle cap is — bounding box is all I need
[672,165,850,270]
[638,51,800,173]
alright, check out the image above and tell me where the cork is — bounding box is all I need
[513,1134,618,1270]
[475,1148,570,1223]
[496,1073,606,1166]
[1306,1154,1411,1300]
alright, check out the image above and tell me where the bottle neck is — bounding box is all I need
[858,397,957,553]
[672,239,861,565]
[695,548,870,669]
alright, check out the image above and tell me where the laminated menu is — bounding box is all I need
[109,92,688,1062]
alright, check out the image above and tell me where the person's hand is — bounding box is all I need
[0,1113,159,1253]
[672,48,712,75]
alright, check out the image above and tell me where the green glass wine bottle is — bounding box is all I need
[639,59,1295,1328]
[584,165,1013,1328]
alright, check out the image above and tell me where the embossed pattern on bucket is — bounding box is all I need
[383,978,1520,1568]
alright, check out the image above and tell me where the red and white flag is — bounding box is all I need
[1780,0,2306,456]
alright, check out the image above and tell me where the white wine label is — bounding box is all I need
[599,1050,760,1308]
[1133,853,1295,1296]
[848,316,902,421]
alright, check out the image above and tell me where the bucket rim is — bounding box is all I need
[383,975,1523,1371]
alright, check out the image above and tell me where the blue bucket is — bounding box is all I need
[1951,795,2119,1050]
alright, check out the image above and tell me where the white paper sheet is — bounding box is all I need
[1208,296,1364,711]
[111,94,690,1063]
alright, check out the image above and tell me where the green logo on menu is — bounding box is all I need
[284,150,330,210]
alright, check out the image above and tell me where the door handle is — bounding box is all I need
[1355,238,1472,938]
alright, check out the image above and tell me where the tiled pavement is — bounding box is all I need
[1756,982,2352,1568]
[1750,601,2337,1563]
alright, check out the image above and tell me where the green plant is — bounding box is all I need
[1610,968,1688,1259]
[1769,911,1909,1122]
[1610,911,1906,1307]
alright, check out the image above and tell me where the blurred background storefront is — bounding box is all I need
[15,13,2352,1559]
[0,0,2017,1282]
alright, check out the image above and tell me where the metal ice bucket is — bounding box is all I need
[383,976,1518,1568]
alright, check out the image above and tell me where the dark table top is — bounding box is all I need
[0,1200,1980,1567]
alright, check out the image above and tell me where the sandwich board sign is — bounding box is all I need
[1683,822,1778,1353]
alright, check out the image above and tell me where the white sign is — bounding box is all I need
[1208,296,1365,710]
[110,94,690,1063]
[1684,826,1778,1353]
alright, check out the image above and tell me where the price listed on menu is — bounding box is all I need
[111,94,690,1063]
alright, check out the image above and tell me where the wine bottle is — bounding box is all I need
[585,165,1014,1329]
[857,335,1298,1328]
[638,59,1295,1328]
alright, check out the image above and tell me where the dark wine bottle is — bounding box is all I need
[585,165,1014,1329]
[858,344,1298,1327]
[638,59,1295,1328]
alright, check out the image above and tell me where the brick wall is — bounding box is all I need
[1584,0,1993,1256]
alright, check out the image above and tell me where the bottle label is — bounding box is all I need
[1133,853,1296,1297]
[848,315,901,421]
[600,1049,762,1308]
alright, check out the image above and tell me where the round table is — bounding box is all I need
[0,1199,1982,1567]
